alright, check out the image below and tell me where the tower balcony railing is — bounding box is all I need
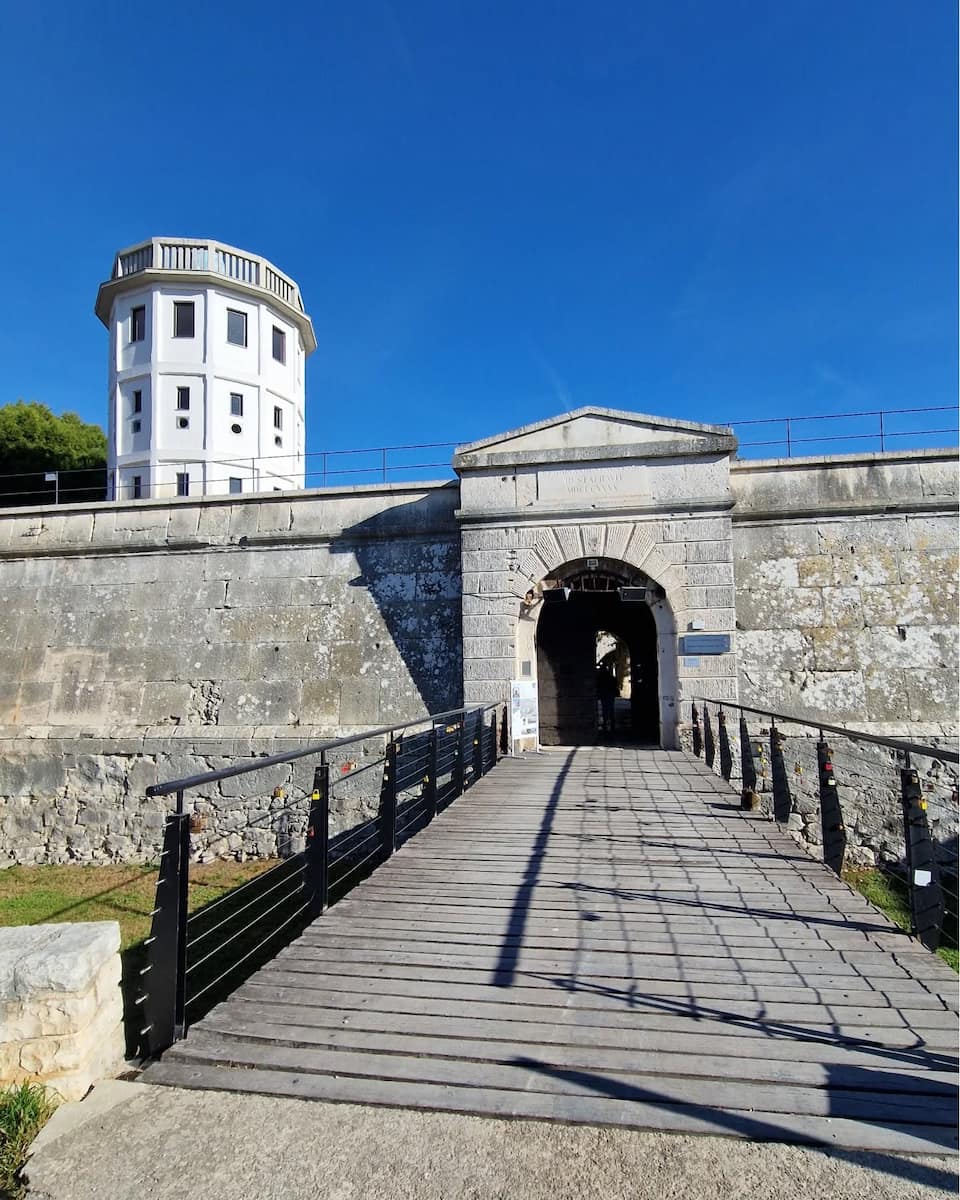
[112,238,305,314]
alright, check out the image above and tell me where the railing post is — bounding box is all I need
[718,707,733,781]
[425,727,439,821]
[472,711,483,783]
[691,703,702,758]
[173,791,189,1037]
[703,706,715,770]
[900,762,944,950]
[739,714,759,810]
[305,756,330,917]
[770,719,792,824]
[817,738,846,876]
[453,720,466,798]
[139,805,190,1057]
[381,738,398,858]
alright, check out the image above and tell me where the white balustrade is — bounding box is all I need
[110,238,303,312]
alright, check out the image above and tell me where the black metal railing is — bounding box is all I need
[690,699,959,959]
[0,405,956,508]
[135,704,502,1058]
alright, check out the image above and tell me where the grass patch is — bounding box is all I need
[843,866,958,973]
[0,1083,55,1199]
[0,860,291,1057]
[0,861,279,950]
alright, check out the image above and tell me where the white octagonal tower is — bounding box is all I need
[96,237,316,500]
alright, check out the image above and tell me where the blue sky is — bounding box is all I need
[0,1,955,467]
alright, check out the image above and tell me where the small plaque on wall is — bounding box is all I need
[679,634,731,656]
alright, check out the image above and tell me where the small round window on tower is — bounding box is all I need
[231,423,242,434]
[177,417,189,429]
[274,436,283,447]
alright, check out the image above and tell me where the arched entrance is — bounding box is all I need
[536,561,663,746]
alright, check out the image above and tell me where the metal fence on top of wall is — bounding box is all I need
[0,405,956,506]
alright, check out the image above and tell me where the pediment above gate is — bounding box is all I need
[453,407,736,472]
[454,407,736,523]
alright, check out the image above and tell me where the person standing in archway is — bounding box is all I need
[596,664,617,735]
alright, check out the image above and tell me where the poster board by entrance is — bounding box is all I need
[510,679,539,751]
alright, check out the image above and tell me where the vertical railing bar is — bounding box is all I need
[703,705,716,771]
[381,737,398,857]
[817,737,846,876]
[306,754,330,917]
[770,717,792,825]
[739,714,758,810]
[718,705,733,782]
[173,792,189,1040]
[426,727,439,822]
[900,760,945,950]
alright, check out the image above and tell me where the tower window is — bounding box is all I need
[230,392,243,417]
[227,309,247,347]
[132,475,142,499]
[130,306,146,342]
[176,472,190,497]
[274,436,283,447]
[132,389,142,414]
[272,326,286,363]
[177,387,190,410]
[173,301,195,338]
[132,419,141,433]
[231,423,242,434]
[229,477,243,495]
[177,417,189,429]
[273,405,282,429]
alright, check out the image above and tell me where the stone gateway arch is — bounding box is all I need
[454,408,739,750]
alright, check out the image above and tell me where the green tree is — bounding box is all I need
[0,401,107,505]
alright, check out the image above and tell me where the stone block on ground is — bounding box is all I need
[0,922,125,1102]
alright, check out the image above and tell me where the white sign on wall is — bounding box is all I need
[510,679,539,745]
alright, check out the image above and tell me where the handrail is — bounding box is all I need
[137,702,504,1057]
[145,705,493,797]
[691,698,959,765]
[690,696,958,961]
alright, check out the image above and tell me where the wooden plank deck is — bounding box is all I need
[143,747,959,1154]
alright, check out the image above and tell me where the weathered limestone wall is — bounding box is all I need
[0,422,956,868]
[0,922,125,1101]
[731,449,959,738]
[0,483,462,863]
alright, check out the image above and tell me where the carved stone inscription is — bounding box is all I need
[536,464,651,503]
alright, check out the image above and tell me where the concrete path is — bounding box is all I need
[24,1081,959,1200]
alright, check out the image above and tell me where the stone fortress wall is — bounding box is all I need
[0,421,956,865]
[728,450,958,867]
[732,449,958,738]
[0,484,464,864]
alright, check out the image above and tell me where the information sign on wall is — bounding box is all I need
[678,634,731,656]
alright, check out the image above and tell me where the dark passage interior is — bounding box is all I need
[536,579,660,746]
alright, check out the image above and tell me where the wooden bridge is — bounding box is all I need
[143,747,959,1154]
